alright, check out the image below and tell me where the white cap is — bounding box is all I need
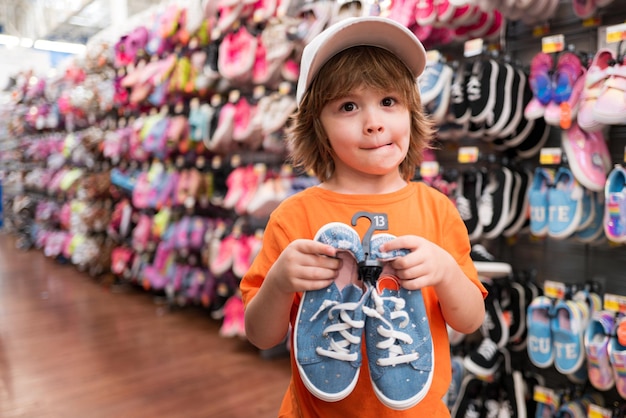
[296,16,427,104]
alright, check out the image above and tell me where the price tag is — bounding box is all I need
[582,17,601,28]
[426,49,442,63]
[533,24,550,38]
[544,280,566,299]
[542,34,565,54]
[606,22,626,44]
[603,293,626,314]
[420,161,440,179]
[539,147,562,165]
[588,404,612,418]
[458,146,479,163]
[464,39,484,58]
[533,386,559,408]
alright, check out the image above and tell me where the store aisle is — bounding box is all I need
[0,233,290,418]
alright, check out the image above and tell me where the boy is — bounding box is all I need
[241,16,486,417]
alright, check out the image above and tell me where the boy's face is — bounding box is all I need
[319,84,411,183]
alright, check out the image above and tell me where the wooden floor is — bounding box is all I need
[0,233,291,418]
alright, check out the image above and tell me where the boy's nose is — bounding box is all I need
[364,110,384,134]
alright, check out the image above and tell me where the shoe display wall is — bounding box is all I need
[4,0,626,415]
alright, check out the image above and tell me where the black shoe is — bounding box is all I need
[479,167,514,240]
[463,337,502,378]
[456,170,484,241]
[451,374,485,418]
[471,244,512,278]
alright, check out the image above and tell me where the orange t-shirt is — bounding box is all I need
[240,182,487,418]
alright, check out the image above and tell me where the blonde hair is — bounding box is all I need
[287,45,435,182]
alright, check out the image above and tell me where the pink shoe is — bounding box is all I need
[561,122,608,192]
[217,25,257,83]
[572,0,596,19]
[592,57,626,126]
[210,233,236,276]
[578,48,615,132]
[545,69,586,129]
[222,166,247,210]
[553,52,585,104]
[219,294,246,338]
[232,97,253,143]
[529,52,554,106]
[388,0,417,28]
[232,235,252,278]
[415,0,437,26]
[524,97,547,120]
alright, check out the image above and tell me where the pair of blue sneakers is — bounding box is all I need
[529,166,594,240]
[294,222,434,410]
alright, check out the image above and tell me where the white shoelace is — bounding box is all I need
[362,291,420,367]
[466,74,481,102]
[472,244,496,261]
[476,338,499,360]
[456,196,472,221]
[478,192,494,226]
[481,310,496,336]
[310,299,365,362]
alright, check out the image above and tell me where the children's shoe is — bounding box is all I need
[415,0,437,26]
[446,355,466,411]
[609,316,626,399]
[553,52,585,105]
[547,167,584,239]
[525,52,553,119]
[463,337,502,378]
[529,167,553,237]
[294,222,367,402]
[551,299,588,375]
[578,48,615,132]
[515,117,550,159]
[604,165,626,243]
[468,58,499,124]
[585,310,615,391]
[503,168,532,238]
[572,0,596,18]
[526,296,555,368]
[479,167,514,239]
[593,57,626,126]
[450,374,485,418]
[470,244,512,278]
[418,60,454,106]
[561,122,609,192]
[480,281,510,347]
[363,275,434,410]
[455,169,484,241]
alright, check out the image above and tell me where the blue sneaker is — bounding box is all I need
[526,296,555,368]
[293,222,368,402]
[370,233,410,260]
[547,167,584,239]
[551,299,588,375]
[363,275,434,410]
[446,355,465,411]
[576,191,605,243]
[604,165,626,243]
[314,222,365,262]
[529,167,553,237]
[584,310,615,391]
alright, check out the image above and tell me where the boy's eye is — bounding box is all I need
[341,102,356,112]
[382,97,395,106]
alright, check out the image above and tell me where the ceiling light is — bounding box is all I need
[33,40,86,54]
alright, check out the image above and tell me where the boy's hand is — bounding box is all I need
[379,235,457,290]
[265,239,342,294]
